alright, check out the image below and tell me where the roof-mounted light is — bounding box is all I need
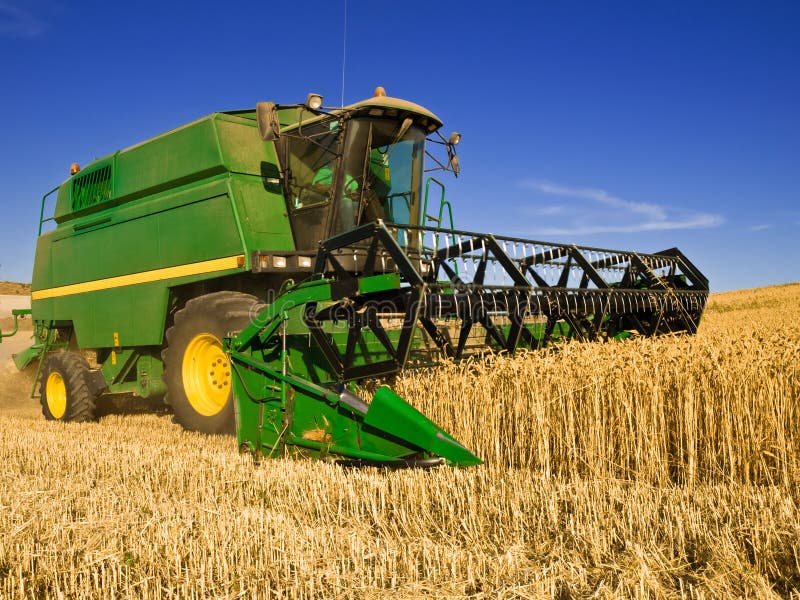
[305,93,323,110]
[449,132,461,146]
[374,86,387,97]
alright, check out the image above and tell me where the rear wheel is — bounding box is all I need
[162,292,258,434]
[40,352,96,422]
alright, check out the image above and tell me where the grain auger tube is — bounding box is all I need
[226,220,708,466]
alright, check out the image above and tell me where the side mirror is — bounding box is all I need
[447,132,461,176]
[448,154,460,177]
[256,101,280,141]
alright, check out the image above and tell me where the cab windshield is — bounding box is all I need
[283,116,426,248]
[334,118,425,233]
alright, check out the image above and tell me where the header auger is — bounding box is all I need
[2,88,708,467]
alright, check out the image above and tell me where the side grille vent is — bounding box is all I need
[71,165,112,211]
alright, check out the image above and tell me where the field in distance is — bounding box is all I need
[0,282,30,296]
[0,283,798,598]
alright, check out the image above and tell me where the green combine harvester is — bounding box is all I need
[1,88,708,467]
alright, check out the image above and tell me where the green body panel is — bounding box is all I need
[31,113,293,350]
[229,174,292,244]
[100,349,166,398]
[33,285,168,349]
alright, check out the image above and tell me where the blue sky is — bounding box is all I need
[0,0,797,292]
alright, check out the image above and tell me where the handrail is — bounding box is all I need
[422,177,456,230]
[38,186,60,236]
[423,177,447,227]
[438,198,455,232]
[0,308,31,342]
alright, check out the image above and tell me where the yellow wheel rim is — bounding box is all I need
[46,371,67,419]
[182,333,231,417]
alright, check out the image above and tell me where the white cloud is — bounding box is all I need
[518,179,724,236]
[0,2,47,37]
[529,181,667,221]
[749,224,773,232]
[525,205,565,217]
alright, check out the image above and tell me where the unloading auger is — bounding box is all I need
[226,220,708,466]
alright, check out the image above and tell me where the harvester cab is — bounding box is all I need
[8,87,708,468]
[258,89,456,248]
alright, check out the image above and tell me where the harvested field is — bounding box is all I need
[1,283,799,598]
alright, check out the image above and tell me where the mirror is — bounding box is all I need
[449,154,460,177]
[256,101,280,141]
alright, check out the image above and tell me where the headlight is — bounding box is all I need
[305,93,323,110]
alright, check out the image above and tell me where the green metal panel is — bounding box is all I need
[358,273,400,295]
[31,229,55,291]
[229,175,293,246]
[46,192,240,285]
[114,117,225,202]
[81,284,169,348]
[32,184,247,347]
[364,387,482,466]
[215,114,271,174]
[31,261,248,349]
[50,112,273,225]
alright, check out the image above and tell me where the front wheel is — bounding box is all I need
[162,292,258,434]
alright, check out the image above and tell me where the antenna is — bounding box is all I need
[341,0,348,106]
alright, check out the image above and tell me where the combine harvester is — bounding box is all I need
[1,88,708,467]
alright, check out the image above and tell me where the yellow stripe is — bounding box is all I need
[31,255,245,300]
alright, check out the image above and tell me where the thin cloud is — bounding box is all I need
[530,181,667,221]
[526,205,565,217]
[749,224,772,232]
[518,179,723,236]
[0,2,48,37]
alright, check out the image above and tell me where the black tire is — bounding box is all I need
[40,352,96,422]
[162,291,258,434]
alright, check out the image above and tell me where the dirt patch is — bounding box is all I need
[0,281,31,295]
[0,361,38,418]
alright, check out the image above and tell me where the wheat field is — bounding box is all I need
[1,283,798,598]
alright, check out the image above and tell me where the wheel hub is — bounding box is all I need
[46,371,67,419]
[182,333,232,416]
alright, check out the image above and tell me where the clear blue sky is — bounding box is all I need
[1,0,797,292]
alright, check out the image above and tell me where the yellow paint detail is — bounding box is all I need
[111,350,117,366]
[31,255,245,300]
[113,332,119,346]
[46,371,67,419]
[182,333,231,417]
